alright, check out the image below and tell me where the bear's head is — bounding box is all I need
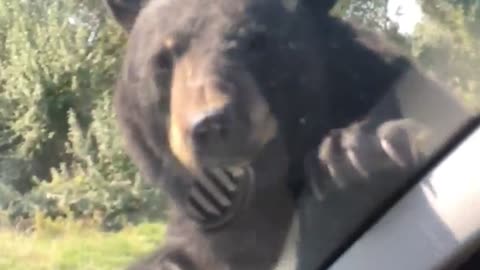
[106,0,328,228]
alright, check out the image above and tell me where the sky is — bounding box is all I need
[387,0,424,34]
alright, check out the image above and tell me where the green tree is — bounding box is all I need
[0,0,165,229]
[331,0,396,31]
[330,0,413,58]
[0,0,126,191]
[414,0,480,111]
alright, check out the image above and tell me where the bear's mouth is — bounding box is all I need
[185,165,255,230]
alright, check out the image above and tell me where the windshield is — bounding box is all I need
[0,0,479,270]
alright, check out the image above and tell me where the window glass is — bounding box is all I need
[298,1,479,269]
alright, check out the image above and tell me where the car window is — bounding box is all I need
[327,119,480,270]
[0,0,478,270]
[296,1,479,269]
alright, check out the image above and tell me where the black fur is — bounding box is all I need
[105,0,470,269]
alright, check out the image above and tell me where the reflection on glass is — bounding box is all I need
[299,1,480,270]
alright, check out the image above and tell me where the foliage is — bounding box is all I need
[331,0,413,55]
[414,0,480,111]
[332,0,480,111]
[0,0,168,230]
[331,0,396,31]
[4,173,166,231]
[0,0,129,191]
[0,183,21,211]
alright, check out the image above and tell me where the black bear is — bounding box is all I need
[104,0,470,269]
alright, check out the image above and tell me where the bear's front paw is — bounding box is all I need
[305,118,430,200]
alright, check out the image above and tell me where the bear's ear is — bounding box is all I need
[300,0,337,15]
[104,0,143,32]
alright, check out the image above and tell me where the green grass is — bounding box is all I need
[0,220,166,270]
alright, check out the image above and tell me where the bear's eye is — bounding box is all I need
[152,50,174,103]
[155,50,174,73]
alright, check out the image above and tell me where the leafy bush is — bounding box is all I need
[5,172,166,231]
[0,0,168,229]
[0,0,127,190]
[0,182,21,210]
[413,1,480,111]
[3,103,167,229]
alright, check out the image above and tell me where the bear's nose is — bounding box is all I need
[191,109,231,149]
